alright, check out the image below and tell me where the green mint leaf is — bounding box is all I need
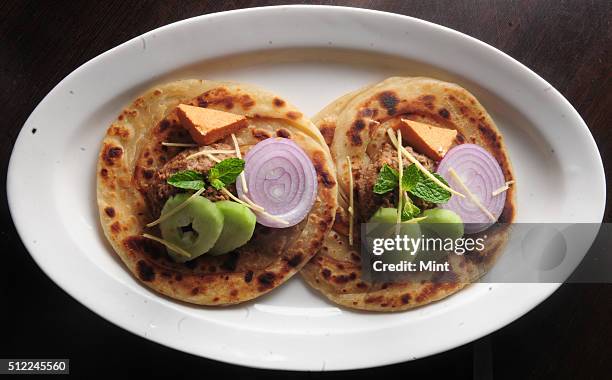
[167,170,205,190]
[407,164,451,203]
[401,164,420,192]
[373,164,399,194]
[208,158,245,190]
[401,196,421,221]
[209,179,225,190]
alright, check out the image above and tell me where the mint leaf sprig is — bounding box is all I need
[372,164,399,194]
[401,195,421,221]
[402,164,451,203]
[167,170,205,190]
[207,157,245,190]
[166,158,245,191]
[372,163,451,204]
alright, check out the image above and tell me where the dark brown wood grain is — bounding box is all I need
[1,1,610,378]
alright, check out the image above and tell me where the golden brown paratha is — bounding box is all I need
[301,77,516,311]
[97,79,337,305]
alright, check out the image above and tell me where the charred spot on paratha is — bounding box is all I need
[190,87,257,111]
[251,128,271,140]
[378,91,399,115]
[318,218,331,233]
[158,119,171,132]
[478,122,500,146]
[348,119,366,146]
[321,268,331,279]
[196,88,232,109]
[287,254,303,268]
[365,295,384,304]
[102,145,123,166]
[219,252,239,272]
[418,94,436,110]
[359,107,378,118]
[124,236,165,260]
[108,124,130,139]
[276,128,290,138]
[239,94,255,109]
[333,272,357,284]
[319,123,336,146]
[141,168,154,180]
[257,272,276,290]
[312,151,337,189]
[110,222,121,234]
[137,260,155,282]
[286,111,302,120]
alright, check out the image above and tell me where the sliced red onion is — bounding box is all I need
[236,137,318,228]
[437,144,507,234]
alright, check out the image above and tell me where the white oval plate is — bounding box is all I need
[8,5,605,371]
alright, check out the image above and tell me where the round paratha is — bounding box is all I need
[301,77,516,311]
[97,79,337,305]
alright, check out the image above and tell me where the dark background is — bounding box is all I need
[1,1,610,378]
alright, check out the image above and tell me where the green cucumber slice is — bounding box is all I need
[209,201,256,256]
[159,194,224,262]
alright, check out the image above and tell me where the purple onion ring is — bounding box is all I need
[437,144,507,234]
[236,137,318,228]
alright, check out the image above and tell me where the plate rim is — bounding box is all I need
[7,5,606,371]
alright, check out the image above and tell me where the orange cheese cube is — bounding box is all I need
[176,104,248,145]
[398,119,457,161]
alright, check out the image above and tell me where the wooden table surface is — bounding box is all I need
[1,1,610,378]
